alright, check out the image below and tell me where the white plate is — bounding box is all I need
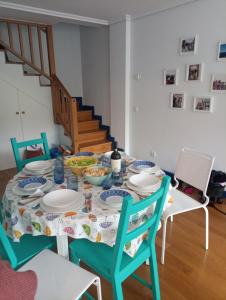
[40,197,83,213]
[12,180,53,196]
[23,166,53,176]
[42,189,81,208]
[129,173,160,189]
[126,180,161,197]
[25,160,52,172]
[99,189,139,209]
[127,165,140,174]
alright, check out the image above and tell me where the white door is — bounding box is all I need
[18,90,58,146]
[0,78,23,170]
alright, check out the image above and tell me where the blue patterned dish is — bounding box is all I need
[132,160,155,170]
[100,189,130,208]
[75,152,94,157]
[18,177,47,191]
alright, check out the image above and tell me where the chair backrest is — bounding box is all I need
[0,223,17,269]
[175,148,215,193]
[10,132,51,171]
[112,176,170,273]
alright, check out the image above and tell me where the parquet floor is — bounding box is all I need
[1,169,226,300]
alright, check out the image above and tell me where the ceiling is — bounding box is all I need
[0,0,196,25]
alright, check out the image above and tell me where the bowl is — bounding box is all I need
[84,166,112,186]
[65,156,97,175]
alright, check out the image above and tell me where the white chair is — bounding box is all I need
[161,148,215,264]
[18,249,102,300]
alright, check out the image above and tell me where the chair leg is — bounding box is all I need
[112,279,123,300]
[94,278,102,300]
[149,245,161,300]
[203,206,209,250]
[161,217,168,264]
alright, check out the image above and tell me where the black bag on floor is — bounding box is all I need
[207,170,226,205]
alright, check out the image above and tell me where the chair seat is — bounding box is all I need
[162,188,204,219]
[19,249,100,300]
[0,234,56,269]
[70,238,150,282]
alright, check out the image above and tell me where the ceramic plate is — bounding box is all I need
[99,189,139,208]
[126,180,161,197]
[23,166,53,176]
[129,173,160,189]
[42,189,81,208]
[12,179,53,196]
[25,160,52,172]
[40,197,83,213]
[18,177,47,191]
[132,160,155,171]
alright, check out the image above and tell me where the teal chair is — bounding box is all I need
[0,221,56,270]
[70,176,170,300]
[10,132,51,171]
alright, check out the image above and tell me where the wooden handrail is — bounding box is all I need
[0,18,79,152]
[51,75,79,153]
[0,19,53,80]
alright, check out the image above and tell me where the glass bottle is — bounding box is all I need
[111,147,121,173]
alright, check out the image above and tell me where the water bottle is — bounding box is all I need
[54,156,64,184]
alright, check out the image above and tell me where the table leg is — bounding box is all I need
[56,235,69,259]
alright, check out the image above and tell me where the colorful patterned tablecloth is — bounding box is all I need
[1,167,170,257]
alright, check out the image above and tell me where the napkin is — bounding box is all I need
[18,189,45,205]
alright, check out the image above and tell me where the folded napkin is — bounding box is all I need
[18,189,45,205]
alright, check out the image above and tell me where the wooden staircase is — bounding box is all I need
[0,18,113,153]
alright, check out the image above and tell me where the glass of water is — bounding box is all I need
[67,175,78,191]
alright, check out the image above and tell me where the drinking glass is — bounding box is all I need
[67,175,78,191]
[113,171,123,187]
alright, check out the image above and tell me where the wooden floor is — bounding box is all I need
[1,169,226,300]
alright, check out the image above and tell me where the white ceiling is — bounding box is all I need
[0,0,196,25]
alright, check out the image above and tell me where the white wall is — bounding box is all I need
[53,23,83,96]
[130,0,226,172]
[80,26,110,125]
[0,52,59,170]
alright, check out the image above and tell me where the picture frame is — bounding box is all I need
[193,97,213,113]
[186,63,203,81]
[163,69,178,86]
[170,92,185,110]
[217,41,226,60]
[180,35,197,55]
[211,74,226,92]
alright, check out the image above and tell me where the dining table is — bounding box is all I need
[1,154,172,260]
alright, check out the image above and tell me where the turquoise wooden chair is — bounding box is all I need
[0,221,56,270]
[70,176,170,300]
[10,132,51,171]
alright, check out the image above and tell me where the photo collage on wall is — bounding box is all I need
[164,35,226,112]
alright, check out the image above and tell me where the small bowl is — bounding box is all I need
[84,166,112,186]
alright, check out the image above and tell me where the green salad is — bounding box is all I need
[67,157,96,167]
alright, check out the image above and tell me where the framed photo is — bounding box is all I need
[180,36,197,55]
[217,41,226,60]
[170,93,185,110]
[163,69,178,86]
[186,64,203,81]
[193,97,213,112]
[211,74,226,92]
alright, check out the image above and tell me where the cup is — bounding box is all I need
[113,171,123,187]
[67,175,78,191]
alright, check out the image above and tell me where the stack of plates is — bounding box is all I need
[40,189,84,213]
[126,173,161,197]
[23,160,53,175]
[99,188,139,209]
[128,160,156,173]
[13,178,53,196]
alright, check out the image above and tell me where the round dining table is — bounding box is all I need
[1,158,169,259]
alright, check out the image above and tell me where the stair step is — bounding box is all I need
[78,120,100,133]
[79,140,112,153]
[77,110,92,122]
[78,130,107,144]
